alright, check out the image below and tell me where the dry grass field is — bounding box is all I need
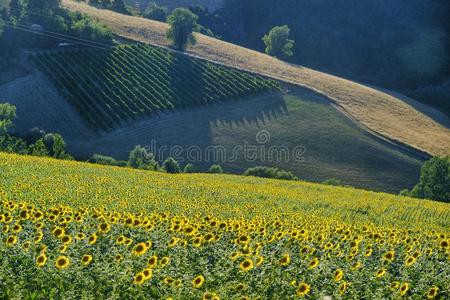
[62,0,450,157]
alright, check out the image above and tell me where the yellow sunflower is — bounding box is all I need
[192,275,205,288]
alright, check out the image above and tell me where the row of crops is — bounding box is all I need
[33,44,281,131]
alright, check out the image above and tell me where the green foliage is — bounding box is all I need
[262,25,294,58]
[208,164,223,174]
[0,134,28,154]
[111,0,128,14]
[70,12,113,44]
[128,145,158,170]
[143,2,167,21]
[243,166,297,180]
[166,8,198,50]
[33,44,280,131]
[162,157,181,174]
[183,163,195,173]
[410,157,450,203]
[29,138,49,157]
[89,153,127,167]
[0,103,16,135]
[323,178,343,186]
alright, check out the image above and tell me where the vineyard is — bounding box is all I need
[33,44,280,131]
[0,153,449,298]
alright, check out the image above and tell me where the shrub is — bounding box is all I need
[162,157,181,174]
[208,164,223,174]
[89,154,127,167]
[243,166,297,180]
[262,25,294,58]
[323,178,343,186]
[410,156,450,203]
[29,138,49,157]
[144,3,167,22]
[183,163,195,173]
[0,103,16,135]
[128,145,158,170]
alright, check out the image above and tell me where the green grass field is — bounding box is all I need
[72,88,425,193]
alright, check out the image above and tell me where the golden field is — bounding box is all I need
[61,0,450,157]
[0,153,449,299]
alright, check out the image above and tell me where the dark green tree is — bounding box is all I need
[128,145,158,170]
[166,8,198,50]
[111,0,128,14]
[183,163,195,173]
[52,133,66,159]
[144,2,167,22]
[410,157,450,202]
[208,164,223,174]
[0,103,16,135]
[262,25,294,58]
[162,157,181,174]
[29,138,49,157]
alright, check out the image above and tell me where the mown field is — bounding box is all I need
[0,153,448,299]
[33,44,280,131]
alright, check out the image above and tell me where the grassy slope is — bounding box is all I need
[66,89,425,193]
[0,152,448,230]
[61,0,450,157]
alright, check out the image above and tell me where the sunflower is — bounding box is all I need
[192,275,205,288]
[114,254,123,263]
[339,281,349,295]
[427,287,439,299]
[240,258,254,271]
[296,282,311,297]
[382,250,395,262]
[142,268,152,280]
[12,224,22,233]
[81,254,93,266]
[55,255,70,270]
[22,241,31,251]
[236,283,246,291]
[164,277,175,285]
[36,253,47,267]
[375,268,386,278]
[61,235,72,245]
[52,227,65,239]
[168,237,178,247]
[148,255,158,268]
[308,257,319,270]
[399,282,409,296]
[334,269,344,281]
[6,235,17,246]
[405,256,416,267]
[76,233,85,240]
[255,255,264,266]
[116,235,125,244]
[88,234,98,245]
[98,223,110,234]
[231,251,240,261]
[132,242,148,256]
[133,272,145,285]
[390,281,400,291]
[160,256,170,268]
[279,254,291,266]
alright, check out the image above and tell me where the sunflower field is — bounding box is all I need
[0,153,449,299]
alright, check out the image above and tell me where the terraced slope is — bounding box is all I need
[62,0,450,156]
[33,44,280,130]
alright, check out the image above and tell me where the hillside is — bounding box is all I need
[61,0,450,157]
[33,44,279,130]
[0,152,449,298]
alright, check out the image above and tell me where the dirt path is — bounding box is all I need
[62,0,450,157]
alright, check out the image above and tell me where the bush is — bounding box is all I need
[144,3,168,21]
[128,145,158,170]
[243,166,297,180]
[323,178,343,186]
[410,156,450,203]
[183,163,195,173]
[29,138,49,157]
[162,157,181,174]
[208,164,223,174]
[0,103,16,135]
[89,154,127,167]
[262,25,294,58]
[166,8,199,50]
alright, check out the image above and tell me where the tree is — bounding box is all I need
[0,103,16,135]
[166,8,198,50]
[183,163,195,173]
[162,157,181,174]
[9,0,22,19]
[144,2,167,22]
[243,166,297,180]
[262,25,294,58]
[52,133,66,159]
[29,138,49,157]
[111,0,128,14]
[208,164,223,174]
[128,145,158,170]
[409,157,450,202]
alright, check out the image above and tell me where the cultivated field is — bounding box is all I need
[0,153,448,298]
[33,44,279,130]
[61,0,450,157]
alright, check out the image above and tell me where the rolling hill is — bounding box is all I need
[0,152,449,298]
[61,0,450,157]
